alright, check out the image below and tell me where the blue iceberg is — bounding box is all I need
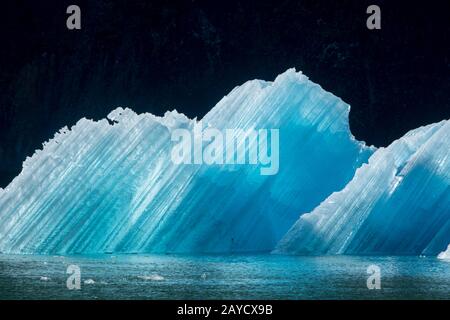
[0,69,373,254]
[0,69,448,256]
[275,120,450,256]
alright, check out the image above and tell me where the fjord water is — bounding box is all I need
[0,254,449,299]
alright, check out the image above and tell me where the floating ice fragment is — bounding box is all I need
[438,245,450,260]
[138,274,165,281]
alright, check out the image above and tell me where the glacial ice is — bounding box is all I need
[275,120,450,256]
[0,69,373,254]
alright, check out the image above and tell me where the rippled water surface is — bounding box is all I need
[0,254,449,299]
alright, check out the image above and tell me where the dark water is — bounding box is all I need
[0,254,449,300]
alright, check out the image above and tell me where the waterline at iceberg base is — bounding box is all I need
[0,69,448,299]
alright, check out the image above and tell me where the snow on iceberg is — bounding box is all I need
[275,120,450,256]
[0,69,373,254]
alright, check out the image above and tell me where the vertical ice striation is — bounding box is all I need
[275,120,450,256]
[0,69,373,254]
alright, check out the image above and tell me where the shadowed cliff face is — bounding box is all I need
[0,0,449,187]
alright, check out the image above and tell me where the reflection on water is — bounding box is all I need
[0,254,449,299]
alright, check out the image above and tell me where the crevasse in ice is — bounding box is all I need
[0,69,373,254]
[275,120,450,256]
